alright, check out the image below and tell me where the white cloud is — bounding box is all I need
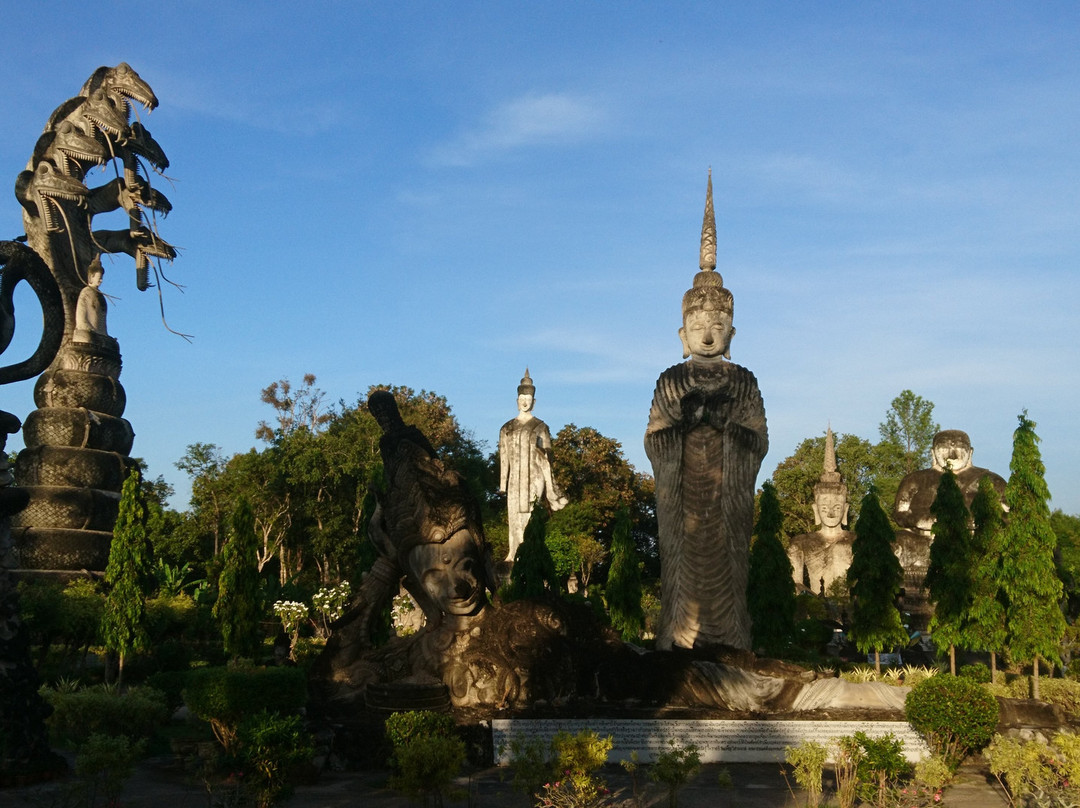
[428,93,608,166]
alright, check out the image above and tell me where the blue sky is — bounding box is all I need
[1,2,1078,514]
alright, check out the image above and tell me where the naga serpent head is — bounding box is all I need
[81,62,158,119]
[15,162,88,231]
[32,121,109,179]
[121,122,170,173]
[78,90,130,143]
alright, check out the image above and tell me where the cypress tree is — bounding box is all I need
[925,468,972,674]
[606,506,645,641]
[102,466,153,686]
[214,498,263,660]
[507,503,559,600]
[1000,412,1065,699]
[848,489,907,673]
[966,474,1008,684]
[747,481,795,656]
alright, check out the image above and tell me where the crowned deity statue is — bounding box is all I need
[499,369,568,561]
[644,173,768,651]
[892,429,1006,571]
[787,427,855,595]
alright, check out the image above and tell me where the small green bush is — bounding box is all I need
[854,732,910,807]
[958,662,992,683]
[650,738,702,808]
[535,729,615,808]
[183,665,307,752]
[985,734,1074,806]
[384,710,464,805]
[75,732,146,807]
[390,732,466,805]
[505,734,550,798]
[237,710,314,808]
[383,709,456,766]
[43,684,169,747]
[905,675,999,768]
[784,739,827,808]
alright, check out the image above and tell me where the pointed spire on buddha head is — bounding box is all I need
[516,368,536,414]
[679,171,735,360]
[813,425,849,532]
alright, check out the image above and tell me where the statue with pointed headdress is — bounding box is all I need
[499,369,568,561]
[787,426,855,595]
[644,174,768,651]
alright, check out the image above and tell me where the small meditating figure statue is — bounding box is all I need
[644,173,768,651]
[787,427,855,595]
[892,429,1006,570]
[498,369,568,561]
[73,257,117,350]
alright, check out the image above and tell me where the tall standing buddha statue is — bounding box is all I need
[644,174,768,651]
[498,370,568,562]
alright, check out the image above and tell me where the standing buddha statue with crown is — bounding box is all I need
[644,173,769,651]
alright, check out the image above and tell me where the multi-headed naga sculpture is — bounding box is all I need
[8,63,177,576]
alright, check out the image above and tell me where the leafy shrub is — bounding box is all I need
[237,710,314,808]
[650,738,701,808]
[383,709,456,765]
[984,734,1080,806]
[854,732,910,806]
[785,740,827,808]
[900,665,939,687]
[840,665,879,683]
[384,710,464,804]
[75,733,146,807]
[958,662,991,683]
[391,732,466,805]
[536,730,615,808]
[43,684,169,747]
[913,754,953,792]
[145,669,189,715]
[505,733,551,798]
[832,736,863,808]
[183,665,307,752]
[905,675,999,768]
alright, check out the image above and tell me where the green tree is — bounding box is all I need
[507,504,560,600]
[549,424,657,568]
[1051,509,1080,621]
[966,475,1008,683]
[1000,412,1065,700]
[214,498,263,660]
[546,502,607,592]
[747,481,796,656]
[605,507,644,641]
[101,467,153,686]
[925,469,972,674]
[848,489,907,673]
[878,390,940,476]
[175,442,229,559]
[770,431,905,540]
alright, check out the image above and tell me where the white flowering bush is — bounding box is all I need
[312,582,351,638]
[392,593,421,637]
[272,600,308,646]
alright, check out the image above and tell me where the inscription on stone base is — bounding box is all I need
[492,719,929,764]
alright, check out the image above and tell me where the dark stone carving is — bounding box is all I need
[892,429,1007,572]
[644,174,768,651]
[10,63,175,576]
